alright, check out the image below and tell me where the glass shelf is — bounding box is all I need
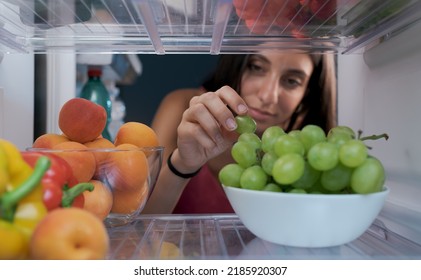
[0,0,420,54]
[106,214,421,260]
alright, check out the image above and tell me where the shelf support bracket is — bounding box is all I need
[134,0,165,54]
[210,0,232,55]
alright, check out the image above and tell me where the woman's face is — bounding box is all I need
[240,52,314,135]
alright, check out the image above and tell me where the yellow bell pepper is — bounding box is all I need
[0,139,33,191]
[0,220,28,259]
[0,139,50,259]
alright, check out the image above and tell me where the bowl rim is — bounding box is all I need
[26,146,165,152]
[223,184,390,198]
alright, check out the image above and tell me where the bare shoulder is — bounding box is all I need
[154,88,202,119]
[152,88,203,159]
[161,88,202,106]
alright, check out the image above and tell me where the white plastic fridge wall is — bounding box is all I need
[337,20,421,244]
[0,52,76,149]
[0,53,34,148]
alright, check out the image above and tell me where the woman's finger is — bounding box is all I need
[182,102,226,147]
[190,86,248,132]
[215,86,248,115]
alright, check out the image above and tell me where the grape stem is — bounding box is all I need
[357,130,389,141]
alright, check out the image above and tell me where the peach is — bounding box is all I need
[58,98,107,143]
[111,182,148,214]
[30,208,109,260]
[114,121,159,148]
[32,133,69,149]
[83,179,113,220]
[103,143,149,192]
[84,137,115,177]
[52,141,96,183]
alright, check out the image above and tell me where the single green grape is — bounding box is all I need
[292,161,321,190]
[231,141,258,168]
[218,163,245,188]
[261,126,286,153]
[307,142,339,171]
[307,179,331,194]
[339,139,368,168]
[240,165,268,190]
[235,115,257,134]
[273,134,305,157]
[327,131,353,147]
[272,153,305,185]
[288,129,301,139]
[299,124,326,153]
[262,183,283,192]
[261,151,278,176]
[238,132,261,151]
[327,126,356,139]
[288,188,307,194]
[320,163,352,192]
[351,157,385,194]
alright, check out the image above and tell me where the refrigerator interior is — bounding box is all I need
[0,0,421,259]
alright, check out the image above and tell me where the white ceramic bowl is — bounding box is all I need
[223,186,389,248]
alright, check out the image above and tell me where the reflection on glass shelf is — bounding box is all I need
[106,214,421,260]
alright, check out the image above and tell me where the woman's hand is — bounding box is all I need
[173,86,248,173]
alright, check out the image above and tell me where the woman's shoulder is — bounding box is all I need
[162,88,203,104]
[151,87,205,149]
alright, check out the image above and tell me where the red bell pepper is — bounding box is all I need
[21,151,94,211]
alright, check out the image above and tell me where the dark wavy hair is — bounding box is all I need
[201,53,337,133]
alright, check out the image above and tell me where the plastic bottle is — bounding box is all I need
[107,83,126,140]
[79,67,112,141]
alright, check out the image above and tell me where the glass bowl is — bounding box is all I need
[26,146,164,227]
[223,185,389,248]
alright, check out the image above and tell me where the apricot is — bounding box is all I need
[84,137,115,178]
[83,179,113,220]
[30,208,109,260]
[111,182,149,214]
[114,121,159,148]
[58,98,107,143]
[103,143,149,192]
[52,141,96,183]
[32,133,69,149]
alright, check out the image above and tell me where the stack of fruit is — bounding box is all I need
[1,97,164,259]
[1,138,109,260]
[31,98,162,226]
[219,115,388,195]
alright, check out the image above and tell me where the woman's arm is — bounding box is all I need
[151,88,200,161]
[142,86,248,214]
[142,88,200,214]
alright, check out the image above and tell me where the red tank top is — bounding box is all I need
[172,164,235,214]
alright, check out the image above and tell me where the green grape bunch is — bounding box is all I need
[219,116,389,195]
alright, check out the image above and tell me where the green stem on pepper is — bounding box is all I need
[0,156,50,221]
[61,182,94,208]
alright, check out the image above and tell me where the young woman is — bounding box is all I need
[142,50,337,214]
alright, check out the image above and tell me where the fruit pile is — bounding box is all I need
[32,98,160,219]
[219,116,388,194]
[1,139,108,260]
[1,97,162,260]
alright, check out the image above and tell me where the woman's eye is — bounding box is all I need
[283,78,301,88]
[248,63,264,73]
